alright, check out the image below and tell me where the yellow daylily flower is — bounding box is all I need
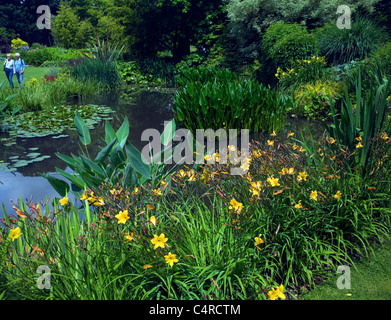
[254,234,264,247]
[267,284,286,300]
[149,216,157,227]
[333,191,342,199]
[310,191,318,201]
[294,200,303,209]
[164,252,179,267]
[115,210,130,224]
[9,227,22,241]
[267,140,275,146]
[229,198,243,213]
[124,233,134,242]
[151,233,168,250]
[287,131,294,138]
[267,176,280,187]
[93,197,105,207]
[297,171,308,182]
[59,197,69,206]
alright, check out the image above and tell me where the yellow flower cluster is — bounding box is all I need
[275,67,297,80]
[80,191,105,207]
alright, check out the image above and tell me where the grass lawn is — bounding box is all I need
[1,66,48,86]
[301,240,391,300]
[22,66,49,82]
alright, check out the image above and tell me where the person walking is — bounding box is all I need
[3,53,15,88]
[14,53,25,89]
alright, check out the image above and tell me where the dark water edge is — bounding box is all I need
[0,90,327,218]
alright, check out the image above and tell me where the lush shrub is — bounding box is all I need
[138,57,176,87]
[23,47,84,67]
[51,2,94,49]
[10,38,29,52]
[275,56,333,91]
[70,58,122,90]
[117,61,162,88]
[263,23,318,69]
[369,41,391,77]
[316,17,388,65]
[174,67,291,133]
[293,81,343,119]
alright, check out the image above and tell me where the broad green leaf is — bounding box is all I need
[105,121,116,145]
[125,142,151,179]
[116,117,129,148]
[74,112,91,146]
[95,137,117,163]
[41,174,70,197]
[56,168,86,189]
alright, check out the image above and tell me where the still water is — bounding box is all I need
[0,89,326,217]
[0,90,175,216]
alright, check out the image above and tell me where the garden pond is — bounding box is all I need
[0,89,326,217]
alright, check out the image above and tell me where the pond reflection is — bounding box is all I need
[0,90,175,216]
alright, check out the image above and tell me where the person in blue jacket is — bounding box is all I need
[14,53,26,89]
[3,53,15,88]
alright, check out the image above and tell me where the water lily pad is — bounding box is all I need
[13,160,29,168]
[9,156,20,160]
[26,153,41,158]
[29,147,39,151]
[31,156,46,162]
[0,162,10,167]
[52,134,69,139]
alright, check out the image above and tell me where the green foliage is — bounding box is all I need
[138,57,176,86]
[316,17,388,65]
[13,73,99,112]
[45,117,180,198]
[23,47,84,67]
[174,67,291,133]
[293,81,343,120]
[0,81,19,120]
[275,56,333,91]
[175,53,205,74]
[86,37,124,62]
[70,58,122,90]
[265,23,318,69]
[118,61,162,88]
[52,2,94,49]
[327,69,391,176]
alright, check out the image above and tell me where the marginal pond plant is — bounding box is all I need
[173,67,291,134]
[43,115,184,199]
